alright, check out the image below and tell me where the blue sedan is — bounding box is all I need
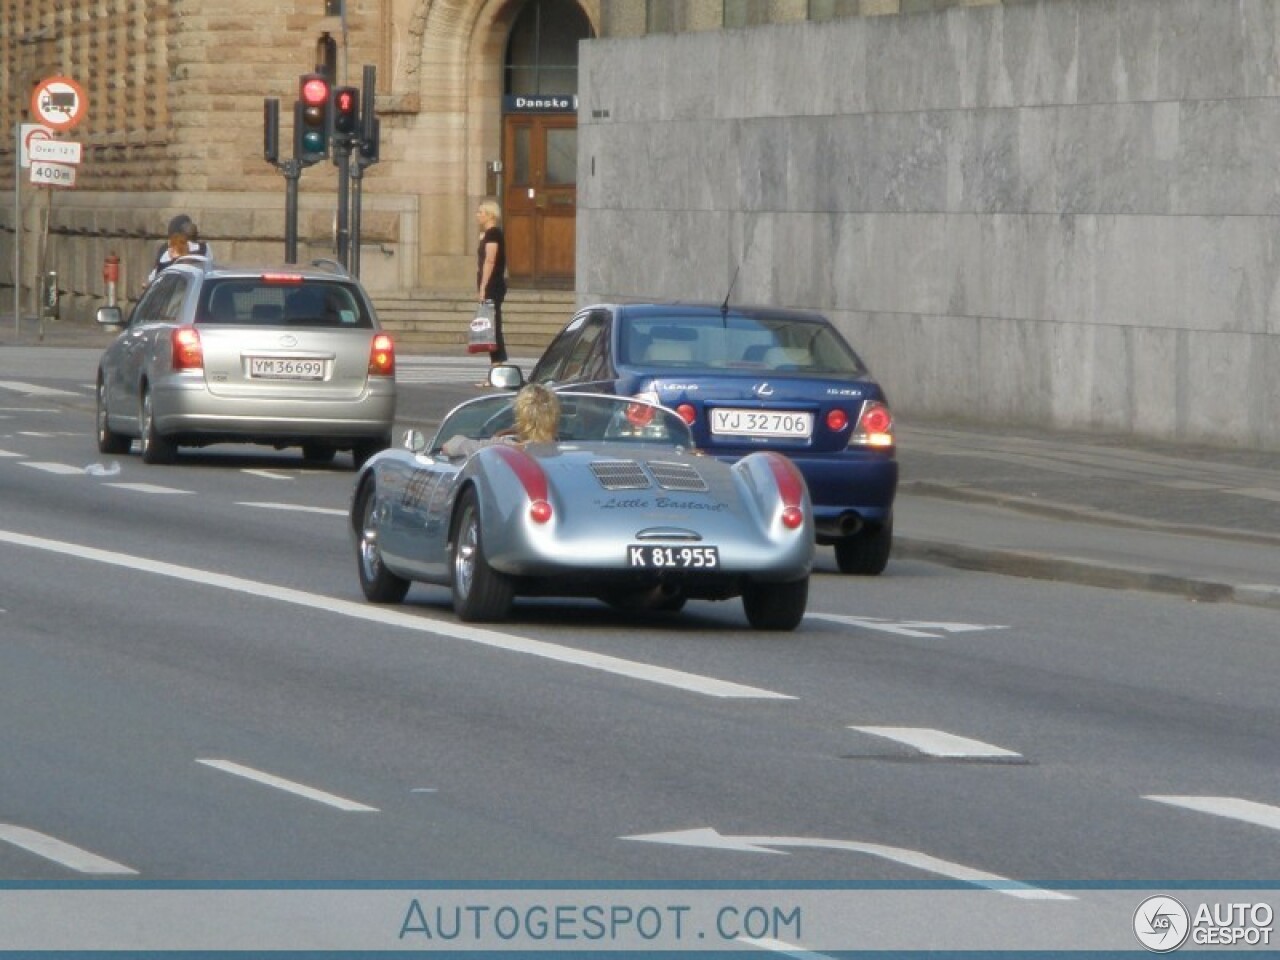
[495,302,898,574]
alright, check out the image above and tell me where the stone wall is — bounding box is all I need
[577,0,1280,450]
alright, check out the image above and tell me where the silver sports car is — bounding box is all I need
[350,392,814,629]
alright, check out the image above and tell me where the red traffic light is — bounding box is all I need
[333,85,359,135]
[301,76,330,106]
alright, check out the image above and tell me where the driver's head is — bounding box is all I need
[514,383,559,443]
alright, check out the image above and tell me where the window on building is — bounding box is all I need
[506,0,594,96]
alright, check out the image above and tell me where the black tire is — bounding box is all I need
[741,576,809,631]
[96,376,131,455]
[302,442,337,464]
[139,387,176,464]
[355,482,410,604]
[450,489,514,622]
[834,515,893,576]
[351,435,391,469]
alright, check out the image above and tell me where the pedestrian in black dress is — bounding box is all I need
[476,200,508,375]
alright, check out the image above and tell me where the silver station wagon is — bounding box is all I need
[95,258,396,467]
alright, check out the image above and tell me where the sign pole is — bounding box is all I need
[12,123,20,336]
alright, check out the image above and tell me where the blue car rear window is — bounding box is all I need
[620,315,866,374]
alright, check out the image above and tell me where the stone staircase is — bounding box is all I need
[372,289,575,357]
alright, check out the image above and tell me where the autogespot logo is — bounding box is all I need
[1134,895,1191,952]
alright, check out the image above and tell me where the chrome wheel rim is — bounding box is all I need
[96,382,108,443]
[140,392,154,455]
[358,497,382,583]
[454,508,478,599]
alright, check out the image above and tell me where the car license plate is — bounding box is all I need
[627,545,719,569]
[710,408,812,438]
[248,357,325,380]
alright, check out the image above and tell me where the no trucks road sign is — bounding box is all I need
[30,75,88,132]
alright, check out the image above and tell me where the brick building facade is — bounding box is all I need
[1,0,1017,322]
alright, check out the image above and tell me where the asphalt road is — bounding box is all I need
[1,349,1278,949]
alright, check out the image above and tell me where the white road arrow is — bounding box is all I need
[807,613,1008,639]
[624,827,1072,901]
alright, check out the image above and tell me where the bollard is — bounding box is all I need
[103,254,120,307]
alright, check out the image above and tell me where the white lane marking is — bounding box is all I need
[242,469,295,480]
[104,483,194,495]
[196,758,379,812]
[807,613,1008,639]
[850,726,1022,759]
[625,828,1071,900]
[737,938,835,959]
[1145,795,1280,832]
[20,461,84,476]
[0,407,61,414]
[238,501,347,517]
[0,824,138,875]
[0,528,791,700]
[0,448,22,458]
[0,380,80,397]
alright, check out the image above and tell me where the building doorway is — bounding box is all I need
[500,0,592,289]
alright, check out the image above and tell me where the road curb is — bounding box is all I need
[894,537,1280,611]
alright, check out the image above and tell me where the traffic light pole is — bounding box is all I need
[350,161,364,277]
[335,146,350,269]
[282,159,302,264]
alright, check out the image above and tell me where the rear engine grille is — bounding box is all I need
[591,460,650,490]
[647,460,708,492]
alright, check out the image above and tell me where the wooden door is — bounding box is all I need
[502,113,577,288]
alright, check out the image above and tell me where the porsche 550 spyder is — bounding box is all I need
[349,392,814,630]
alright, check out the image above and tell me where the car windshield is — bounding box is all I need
[618,313,867,374]
[430,392,694,452]
[196,278,371,328]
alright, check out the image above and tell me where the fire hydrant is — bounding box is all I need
[103,254,120,307]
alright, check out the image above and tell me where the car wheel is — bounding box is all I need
[355,481,410,604]
[741,576,809,631]
[834,515,893,576]
[302,442,336,464]
[351,435,390,469]
[139,387,176,464]
[96,376,131,455]
[450,489,514,622]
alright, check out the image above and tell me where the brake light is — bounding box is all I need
[825,408,849,432]
[260,272,304,284]
[171,327,203,371]
[851,400,894,448]
[492,444,553,524]
[764,453,806,530]
[675,403,696,425]
[369,333,395,377]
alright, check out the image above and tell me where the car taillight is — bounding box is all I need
[825,408,849,432]
[171,327,203,371]
[850,400,894,448]
[369,334,395,377]
[764,453,806,530]
[675,403,696,425]
[260,272,304,284]
[492,444,553,524]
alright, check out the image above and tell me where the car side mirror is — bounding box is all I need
[403,429,428,454]
[489,364,524,391]
[96,306,123,327]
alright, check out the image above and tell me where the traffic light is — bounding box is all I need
[295,72,330,165]
[332,86,359,139]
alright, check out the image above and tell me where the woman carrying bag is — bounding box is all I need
[474,200,509,381]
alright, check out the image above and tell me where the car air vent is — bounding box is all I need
[590,460,651,490]
[647,460,708,492]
